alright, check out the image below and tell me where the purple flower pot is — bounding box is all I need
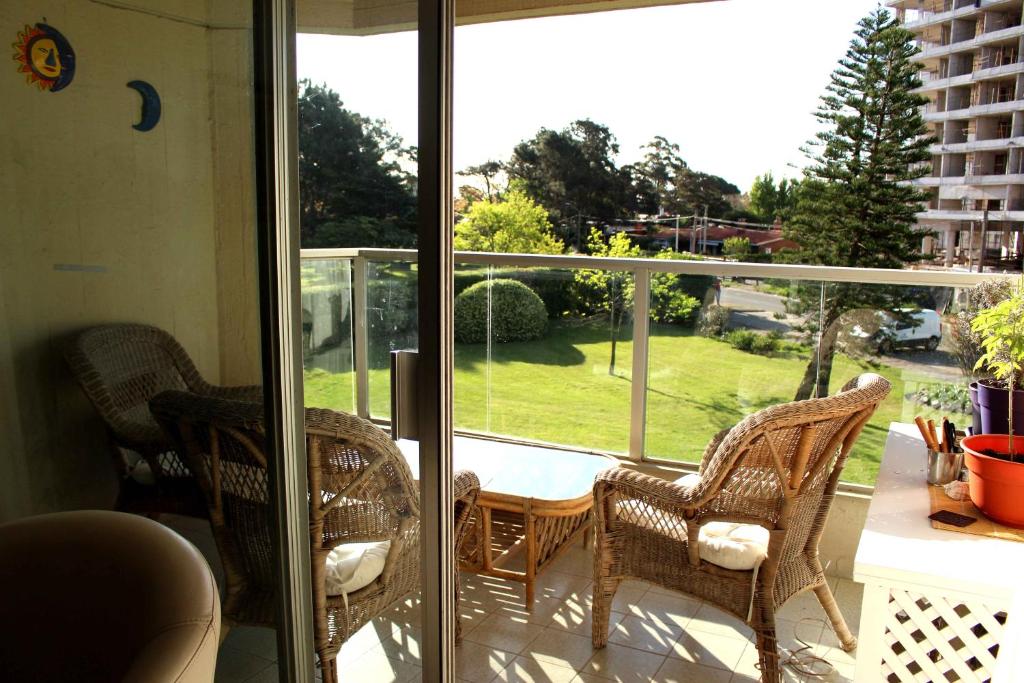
[970,381,982,435]
[975,379,1024,437]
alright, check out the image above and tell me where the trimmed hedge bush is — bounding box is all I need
[454,267,575,318]
[454,279,548,344]
[725,329,780,355]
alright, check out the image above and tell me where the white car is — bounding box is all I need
[848,309,942,353]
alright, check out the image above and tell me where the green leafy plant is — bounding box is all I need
[454,279,548,344]
[725,329,781,355]
[723,236,751,259]
[913,383,972,415]
[698,304,729,338]
[972,279,1024,454]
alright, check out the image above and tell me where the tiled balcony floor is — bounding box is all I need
[206,539,862,683]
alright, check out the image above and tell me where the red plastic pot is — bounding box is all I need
[962,434,1024,529]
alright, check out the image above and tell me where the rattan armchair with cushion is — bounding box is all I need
[65,323,261,517]
[592,373,891,683]
[149,391,480,683]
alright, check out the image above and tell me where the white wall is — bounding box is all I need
[0,0,259,521]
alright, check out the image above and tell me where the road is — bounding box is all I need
[717,284,961,383]
[720,286,787,315]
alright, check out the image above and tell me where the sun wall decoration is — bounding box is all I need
[12,23,75,92]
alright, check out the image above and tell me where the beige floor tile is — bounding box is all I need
[685,603,754,640]
[378,626,424,665]
[668,629,749,672]
[609,581,649,611]
[607,615,682,655]
[579,641,666,682]
[655,658,734,683]
[523,627,598,671]
[454,641,518,682]
[466,611,548,654]
[776,589,828,624]
[342,644,421,683]
[549,596,625,637]
[222,626,278,660]
[732,635,849,683]
[215,644,275,682]
[241,662,281,682]
[536,571,593,602]
[626,591,701,632]
[495,656,580,683]
[810,643,857,680]
[547,545,594,578]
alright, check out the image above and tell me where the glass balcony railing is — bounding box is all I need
[300,248,1006,489]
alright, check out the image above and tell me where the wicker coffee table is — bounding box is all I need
[398,436,618,608]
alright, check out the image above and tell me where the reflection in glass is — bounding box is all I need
[452,265,633,454]
[301,258,355,413]
[645,276,968,486]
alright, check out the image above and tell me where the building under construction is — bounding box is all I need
[891,0,1024,271]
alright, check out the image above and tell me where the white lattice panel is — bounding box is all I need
[876,588,1006,683]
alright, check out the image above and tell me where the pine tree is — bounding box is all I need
[785,8,934,400]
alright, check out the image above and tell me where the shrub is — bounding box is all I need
[649,251,707,325]
[726,329,780,355]
[454,279,548,344]
[650,286,701,325]
[913,382,972,415]
[723,236,751,259]
[698,304,729,337]
[454,267,576,319]
[951,279,1014,377]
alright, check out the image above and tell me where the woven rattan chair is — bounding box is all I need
[65,323,261,517]
[592,373,891,683]
[149,391,480,683]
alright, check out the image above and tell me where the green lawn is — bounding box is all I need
[304,320,965,485]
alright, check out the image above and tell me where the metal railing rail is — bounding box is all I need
[300,247,1015,470]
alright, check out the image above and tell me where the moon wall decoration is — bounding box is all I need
[127,80,161,131]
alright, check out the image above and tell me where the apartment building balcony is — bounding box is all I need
[929,135,1024,154]
[896,0,1021,31]
[914,60,1024,94]
[916,206,1024,221]
[924,97,1024,121]
[912,23,1024,61]
[915,172,1024,186]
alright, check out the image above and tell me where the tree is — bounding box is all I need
[574,229,640,375]
[297,81,416,247]
[723,237,751,259]
[454,190,565,254]
[628,136,742,221]
[506,120,633,248]
[784,8,933,400]
[749,172,798,222]
[631,136,688,216]
[458,161,504,201]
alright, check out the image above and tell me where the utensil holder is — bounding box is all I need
[927,449,964,486]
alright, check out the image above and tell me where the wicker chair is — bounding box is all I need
[65,323,261,517]
[149,391,481,683]
[592,373,891,683]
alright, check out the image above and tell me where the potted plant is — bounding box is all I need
[961,279,1024,527]
[952,280,1013,433]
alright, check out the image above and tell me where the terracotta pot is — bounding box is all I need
[962,434,1024,528]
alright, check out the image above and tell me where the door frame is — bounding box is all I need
[253,0,459,679]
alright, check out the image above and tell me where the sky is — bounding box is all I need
[297,0,883,194]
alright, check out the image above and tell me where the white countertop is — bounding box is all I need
[853,422,1024,604]
[396,436,618,502]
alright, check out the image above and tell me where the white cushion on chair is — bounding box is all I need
[325,541,391,596]
[673,473,769,571]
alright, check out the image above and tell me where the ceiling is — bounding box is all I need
[298,0,718,35]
